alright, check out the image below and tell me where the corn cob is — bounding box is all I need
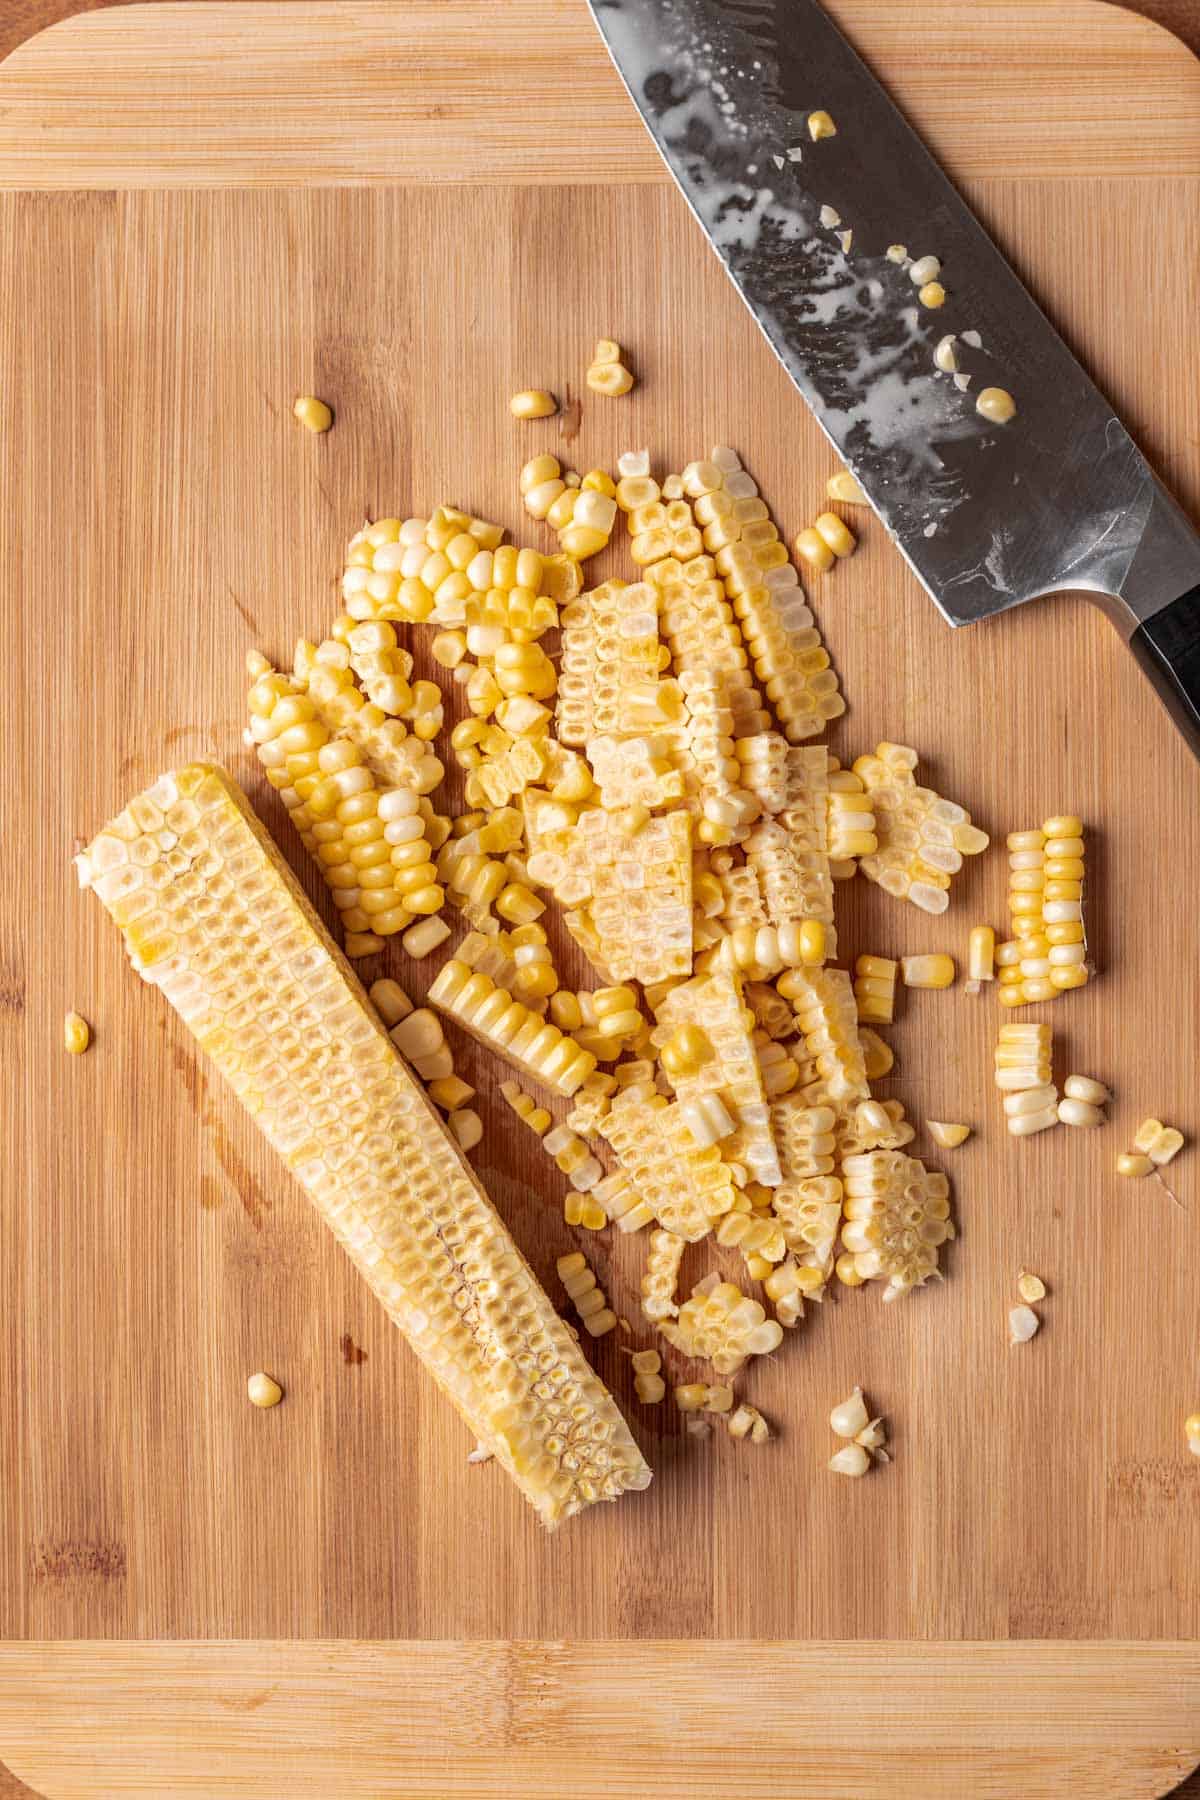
[76,763,649,1526]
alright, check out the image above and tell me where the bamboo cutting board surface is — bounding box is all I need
[1,1,1200,1793]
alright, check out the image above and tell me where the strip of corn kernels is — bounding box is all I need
[556,580,678,748]
[693,446,845,742]
[658,1274,783,1376]
[427,959,596,1097]
[854,743,988,915]
[777,966,870,1108]
[598,1084,736,1242]
[77,763,649,1526]
[839,1149,954,1299]
[653,971,782,1187]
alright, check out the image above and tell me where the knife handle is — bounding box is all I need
[1129,582,1200,759]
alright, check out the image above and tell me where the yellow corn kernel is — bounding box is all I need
[64,1010,91,1055]
[509,388,557,419]
[793,527,835,573]
[592,338,622,365]
[967,926,995,986]
[587,360,635,397]
[798,919,826,966]
[813,512,856,558]
[494,882,545,926]
[928,1121,970,1149]
[977,386,1017,425]
[835,1252,864,1288]
[447,1108,483,1154]
[901,953,956,990]
[674,1383,709,1411]
[808,109,837,140]
[549,991,585,1032]
[293,394,333,433]
[659,1023,715,1080]
[431,630,468,669]
[247,1371,283,1408]
[581,468,617,498]
[826,469,867,505]
[427,1076,476,1113]
[859,1027,894,1081]
[919,281,946,309]
[1116,1152,1153,1179]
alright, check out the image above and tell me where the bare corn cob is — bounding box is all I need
[76,763,649,1526]
[653,971,782,1187]
[598,1083,737,1241]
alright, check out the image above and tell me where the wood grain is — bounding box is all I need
[1,1641,1199,1800]
[2,0,1200,187]
[1,0,1200,1792]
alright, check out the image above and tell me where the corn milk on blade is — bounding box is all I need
[75,763,650,1527]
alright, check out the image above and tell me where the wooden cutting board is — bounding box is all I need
[2,2,1199,1794]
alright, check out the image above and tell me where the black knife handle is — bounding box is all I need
[1129,582,1200,759]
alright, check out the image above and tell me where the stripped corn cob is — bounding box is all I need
[77,764,649,1526]
[556,581,679,746]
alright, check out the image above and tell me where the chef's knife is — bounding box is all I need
[586,0,1200,757]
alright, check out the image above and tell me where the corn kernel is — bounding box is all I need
[901,953,955,990]
[919,281,946,308]
[793,527,834,572]
[967,926,995,985]
[826,469,867,505]
[293,395,333,433]
[509,388,557,419]
[64,1010,91,1055]
[1116,1153,1153,1178]
[812,512,856,557]
[587,360,635,397]
[928,1121,970,1148]
[977,387,1017,424]
[807,110,837,139]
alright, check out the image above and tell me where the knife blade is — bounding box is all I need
[586,0,1200,752]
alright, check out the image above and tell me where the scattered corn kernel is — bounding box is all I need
[368,979,414,1028]
[64,1010,91,1055]
[402,915,451,959]
[829,1443,870,1477]
[793,526,835,573]
[1186,1413,1200,1458]
[728,1403,771,1443]
[977,386,1017,424]
[1057,1096,1104,1129]
[901,953,955,990]
[830,1388,869,1439]
[918,281,946,309]
[1017,1270,1046,1304]
[247,1372,283,1408]
[1116,1152,1153,1178]
[928,1121,970,1149]
[427,1075,476,1113]
[807,110,837,140]
[293,395,332,433]
[826,468,866,505]
[448,1108,483,1153]
[1133,1117,1185,1166]
[966,925,995,988]
[509,388,557,419]
[812,512,856,558]
[1009,1304,1040,1344]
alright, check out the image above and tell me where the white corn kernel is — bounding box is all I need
[1057,1097,1103,1129]
[829,1443,870,1477]
[1007,1106,1058,1137]
[829,1388,869,1439]
[1009,1305,1039,1344]
[1063,1075,1110,1107]
[908,255,941,286]
[934,334,958,373]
